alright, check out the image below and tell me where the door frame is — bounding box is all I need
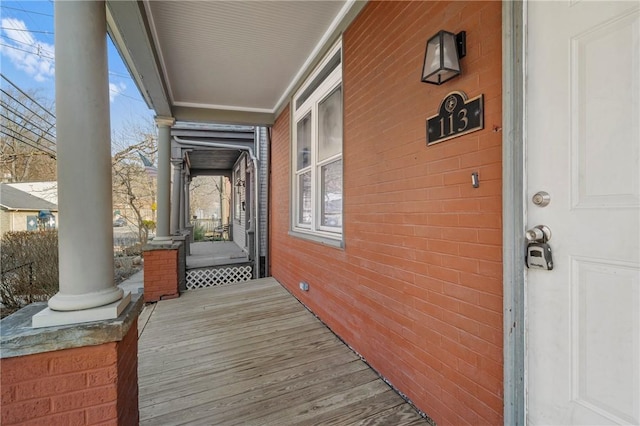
[502,1,526,424]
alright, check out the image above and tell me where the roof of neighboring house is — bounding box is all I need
[6,181,58,204]
[0,184,58,212]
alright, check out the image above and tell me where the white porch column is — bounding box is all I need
[47,1,123,312]
[153,117,174,242]
[184,176,191,226]
[170,160,182,234]
[179,170,186,230]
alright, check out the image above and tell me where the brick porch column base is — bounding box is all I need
[143,241,183,302]
[1,296,143,425]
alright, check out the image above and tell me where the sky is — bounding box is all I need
[0,1,155,140]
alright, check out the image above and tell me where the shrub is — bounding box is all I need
[142,219,156,231]
[193,223,205,241]
[114,255,141,284]
[1,231,59,316]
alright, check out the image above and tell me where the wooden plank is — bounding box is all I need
[139,344,354,397]
[137,278,427,425]
[141,359,370,420]
[348,403,427,426]
[140,348,361,408]
[302,390,406,425]
[139,321,326,363]
[137,303,155,337]
[142,365,379,425]
[139,309,316,347]
[139,329,345,380]
[233,379,391,426]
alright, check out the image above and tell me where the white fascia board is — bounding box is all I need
[273,0,368,117]
[106,1,172,117]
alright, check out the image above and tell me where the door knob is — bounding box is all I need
[526,225,551,242]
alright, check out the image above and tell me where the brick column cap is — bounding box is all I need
[0,294,143,359]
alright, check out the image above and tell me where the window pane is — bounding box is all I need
[296,113,311,170]
[318,86,342,161]
[321,159,342,228]
[298,172,311,225]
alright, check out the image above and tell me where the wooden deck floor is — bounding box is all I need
[138,278,427,425]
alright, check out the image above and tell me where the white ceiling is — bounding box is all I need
[147,1,345,112]
[107,0,365,125]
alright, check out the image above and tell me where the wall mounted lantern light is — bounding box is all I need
[421,30,466,85]
[235,178,245,194]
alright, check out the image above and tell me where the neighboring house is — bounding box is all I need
[0,184,58,236]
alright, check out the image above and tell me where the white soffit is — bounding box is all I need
[144,1,348,113]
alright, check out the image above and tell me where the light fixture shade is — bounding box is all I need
[421,30,462,85]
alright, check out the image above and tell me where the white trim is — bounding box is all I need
[502,1,526,424]
[172,101,274,114]
[291,41,343,239]
[142,0,175,104]
[274,0,357,112]
[106,9,154,109]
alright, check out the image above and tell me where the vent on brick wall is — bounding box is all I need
[186,265,253,290]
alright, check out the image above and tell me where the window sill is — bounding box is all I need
[288,229,344,249]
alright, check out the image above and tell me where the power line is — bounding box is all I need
[112,89,146,103]
[0,41,55,61]
[0,89,56,133]
[0,5,53,17]
[0,86,56,124]
[2,42,131,83]
[0,133,57,159]
[109,70,133,79]
[0,105,56,146]
[0,37,55,60]
[16,1,46,31]
[0,117,56,150]
[1,74,56,120]
[0,129,57,159]
[0,27,53,35]
[0,112,56,149]
[0,96,56,137]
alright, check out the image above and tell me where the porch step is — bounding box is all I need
[185,263,253,290]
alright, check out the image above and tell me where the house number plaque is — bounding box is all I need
[426,91,483,145]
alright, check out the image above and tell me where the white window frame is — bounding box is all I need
[291,40,343,246]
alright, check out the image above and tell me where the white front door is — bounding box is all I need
[526,1,640,424]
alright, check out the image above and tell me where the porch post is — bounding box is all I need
[179,169,186,230]
[153,116,174,242]
[47,0,123,312]
[170,160,182,234]
[184,175,191,226]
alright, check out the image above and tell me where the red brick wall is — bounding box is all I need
[143,248,179,302]
[1,322,139,425]
[117,319,139,425]
[270,1,503,424]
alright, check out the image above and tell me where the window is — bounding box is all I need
[292,41,342,242]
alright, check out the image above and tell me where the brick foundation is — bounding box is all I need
[143,242,182,302]
[1,313,139,425]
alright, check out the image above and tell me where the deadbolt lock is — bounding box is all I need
[532,191,551,207]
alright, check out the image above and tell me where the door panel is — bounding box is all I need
[526,1,640,425]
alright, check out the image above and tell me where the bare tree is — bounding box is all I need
[190,175,229,223]
[111,120,157,245]
[0,86,57,182]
